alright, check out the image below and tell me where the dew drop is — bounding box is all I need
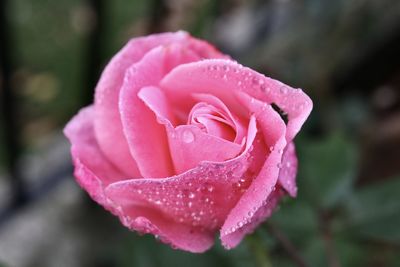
[188,192,195,199]
[252,77,259,85]
[207,185,214,192]
[261,104,267,111]
[188,202,193,208]
[182,129,195,143]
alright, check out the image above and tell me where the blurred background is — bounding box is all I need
[1,0,400,266]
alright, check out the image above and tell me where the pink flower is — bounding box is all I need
[64,31,312,252]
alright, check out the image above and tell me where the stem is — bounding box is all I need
[266,222,309,267]
[319,212,341,267]
[247,234,273,267]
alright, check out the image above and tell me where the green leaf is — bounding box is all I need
[297,133,357,209]
[343,176,400,244]
[270,199,318,244]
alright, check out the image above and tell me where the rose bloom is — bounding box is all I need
[64,31,312,252]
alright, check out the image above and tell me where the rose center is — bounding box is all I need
[188,102,237,142]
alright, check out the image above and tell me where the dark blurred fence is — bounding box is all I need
[0,0,106,225]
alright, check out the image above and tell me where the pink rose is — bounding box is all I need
[64,31,312,252]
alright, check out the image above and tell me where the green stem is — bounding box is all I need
[246,234,273,267]
[266,222,309,267]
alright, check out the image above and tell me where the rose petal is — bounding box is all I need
[94,32,189,177]
[104,116,258,252]
[63,106,126,209]
[220,92,287,249]
[220,188,285,248]
[138,86,243,174]
[109,205,215,253]
[119,44,201,178]
[160,59,312,142]
[278,142,298,197]
[169,125,243,173]
[195,114,235,141]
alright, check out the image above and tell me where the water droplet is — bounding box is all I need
[280,86,288,94]
[188,202,193,208]
[182,129,195,143]
[188,192,195,199]
[269,146,274,152]
[252,77,259,85]
[207,185,214,192]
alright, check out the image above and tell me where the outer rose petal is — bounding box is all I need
[160,59,313,142]
[220,188,285,248]
[119,43,227,178]
[220,92,287,248]
[278,142,298,197]
[94,32,188,177]
[104,116,258,252]
[63,106,126,210]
